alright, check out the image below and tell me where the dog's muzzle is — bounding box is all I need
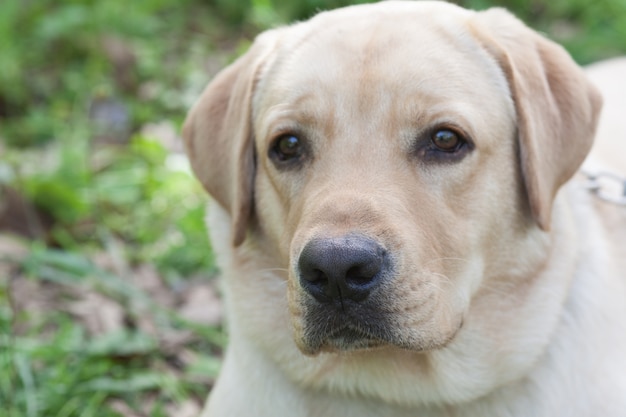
[295,234,397,352]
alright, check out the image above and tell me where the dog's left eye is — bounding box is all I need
[415,126,472,163]
[270,134,305,164]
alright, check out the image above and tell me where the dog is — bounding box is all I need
[182,2,626,416]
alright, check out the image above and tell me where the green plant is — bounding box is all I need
[1,246,222,417]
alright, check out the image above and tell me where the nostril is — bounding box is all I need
[345,249,385,283]
[304,269,329,293]
[346,265,376,286]
[311,269,327,283]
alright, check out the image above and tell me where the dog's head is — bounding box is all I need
[183,2,601,358]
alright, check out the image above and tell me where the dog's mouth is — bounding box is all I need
[295,293,465,356]
[323,324,386,351]
[296,300,402,354]
[301,319,386,354]
[298,310,463,356]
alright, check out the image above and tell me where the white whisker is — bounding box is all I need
[423,257,471,267]
[257,267,290,274]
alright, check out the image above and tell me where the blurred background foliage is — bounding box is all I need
[0,0,624,416]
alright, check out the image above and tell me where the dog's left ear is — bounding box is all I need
[471,9,602,230]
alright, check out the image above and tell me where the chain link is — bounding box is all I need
[581,170,626,206]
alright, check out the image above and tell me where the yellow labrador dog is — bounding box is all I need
[183,2,626,416]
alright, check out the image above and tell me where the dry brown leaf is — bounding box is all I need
[0,233,28,281]
[178,283,222,326]
[158,328,195,355]
[166,399,202,417]
[92,237,136,284]
[109,399,145,417]
[66,291,126,336]
[132,263,174,308]
[101,35,137,93]
[0,186,53,240]
[140,121,184,153]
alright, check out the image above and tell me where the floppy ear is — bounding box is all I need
[182,33,279,246]
[471,9,602,230]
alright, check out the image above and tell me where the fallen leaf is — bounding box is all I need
[166,399,202,417]
[0,233,28,281]
[178,283,222,326]
[131,264,173,308]
[109,400,145,417]
[0,186,53,239]
[140,121,184,153]
[101,35,138,93]
[66,291,126,336]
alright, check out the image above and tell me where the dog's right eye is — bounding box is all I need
[432,129,462,152]
[269,134,306,165]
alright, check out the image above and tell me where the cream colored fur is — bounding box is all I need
[183,2,626,416]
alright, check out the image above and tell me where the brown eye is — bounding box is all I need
[270,134,304,163]
[432,129,462,152]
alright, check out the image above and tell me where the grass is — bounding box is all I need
[0,0,624,416]
[1,242,224,416]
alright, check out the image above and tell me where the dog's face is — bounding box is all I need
[183,0,601,395]
[253,9,522,355]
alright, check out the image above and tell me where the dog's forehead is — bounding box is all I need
[276,3,487,74]
[253,1,514,145]
[269,6,480,84]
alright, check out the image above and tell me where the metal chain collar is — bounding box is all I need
[581,170,626,206]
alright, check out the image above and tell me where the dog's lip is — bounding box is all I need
[328,325,376,343]
[301,314,390,353]
[321,325,386,352]
[299,306,465,355]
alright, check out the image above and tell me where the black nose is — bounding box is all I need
[297,235,387,303]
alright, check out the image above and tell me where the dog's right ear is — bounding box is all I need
[183,32,279,246]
